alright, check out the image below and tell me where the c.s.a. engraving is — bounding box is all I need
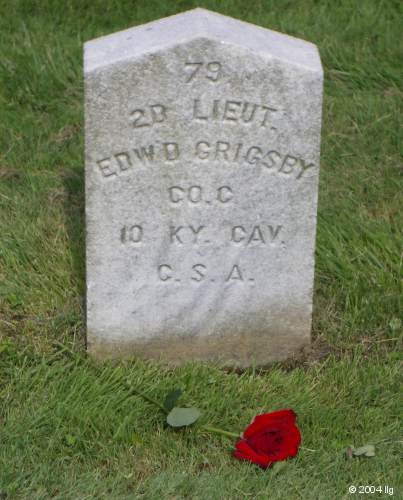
[158,263,254,283]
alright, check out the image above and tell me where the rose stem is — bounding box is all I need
[127,386,167,413]
[201,425,240,439]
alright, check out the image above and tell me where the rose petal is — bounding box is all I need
[233,439,272,469]
[282,424,302,456]
[243,410,297,439]
[247,428,284,455]
[273,425,301,460]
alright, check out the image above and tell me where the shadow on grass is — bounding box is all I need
[62,150,86,348]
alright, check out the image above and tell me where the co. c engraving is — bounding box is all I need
[168,185,233,205]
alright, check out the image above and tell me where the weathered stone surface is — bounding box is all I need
[84,8,323,366]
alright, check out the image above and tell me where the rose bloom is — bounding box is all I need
[233,409,301,469]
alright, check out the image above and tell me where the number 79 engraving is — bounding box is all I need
[184,61,222,82]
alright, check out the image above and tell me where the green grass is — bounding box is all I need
[0,0,401,498]
[0,348,401,498]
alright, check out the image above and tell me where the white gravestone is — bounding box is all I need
[84,8,323,366]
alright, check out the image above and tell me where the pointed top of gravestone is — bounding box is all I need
[84,8,322,74]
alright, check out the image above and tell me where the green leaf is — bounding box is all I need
[166,407,201,427]
[163,388,182,412]
[352,444,375,457]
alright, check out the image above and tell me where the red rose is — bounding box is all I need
[233,409,301,469]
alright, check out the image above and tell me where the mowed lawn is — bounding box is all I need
[0,0,401,498]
